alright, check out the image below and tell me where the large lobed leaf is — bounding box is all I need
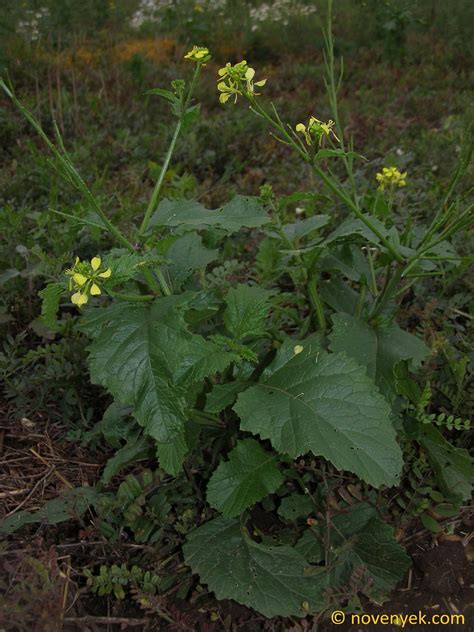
[39,282,64,330]
[165,232,218,289]
[224,284,273,342]
[234,343,403,488]
[329,313,430,395]
[149,195,270,234]
[296,503,410,598]
[341,513,411,597]
[207,439,283,517]
[83,296,237,444]
[184,517,326,617]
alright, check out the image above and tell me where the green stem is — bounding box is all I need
[322,0,356,195]
[49,208,104,230]
[247,96,309,161]
[355,283,366,318]
[108,290,154,302]
[155,267,172,296]
[366,246,378,296]
[307,275,327,334]
[312,164,404,262]
[370,265,403,319]
[402,206,472,278]
[139,63,202,237]
[139,120,182,236]
[142,267,165,295]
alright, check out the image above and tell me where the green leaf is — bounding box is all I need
[278,495,314,521]
[0,268,20,286]
[334,512,411,598]
[102,434,150,484]
[205,381,250,414]
[207,439,283,517]
[104,249,164,288]
[420,513,442,533]
[224,284,273,342]
[84,296,237,443]
[184,517,326,617]
[294,528,325,563]
[282,215,330,240]
[209,334,258,363]
[145,87,178,103]
[320,244,371,282]
[419,425,474,504]
[263,335,321,378]
[156,429,187,476]
[234,345,403,488]
[0,487,99,535]
[320,278,359,314]
[88,402,135,449]
[39,283,63,330]
[165,233,218,289]
[298,503,410,597]
[393,362,421,403]
[149,195,270,234]
[324,215,392,247]
[256,237,282,281]
[329,314,430,394]
[433,503,458,517]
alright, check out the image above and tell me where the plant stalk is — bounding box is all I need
[307,275,327,334]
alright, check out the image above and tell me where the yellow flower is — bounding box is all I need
[217,79,241,104]
[71,291,89,307]
[295,122,311,145]
[65,255,112,308]
[296,116,339,146]
[184,46,211,64]
[376,166,407,191]
[217,60,266,104]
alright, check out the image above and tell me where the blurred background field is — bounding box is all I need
[0,2,473,629]
[2,0,473,206]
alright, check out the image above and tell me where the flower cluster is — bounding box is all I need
[376,166,407,191]
[217,61,266,104]
[295,116,339,146]
[184,45,211,64]
[65,256,112,307]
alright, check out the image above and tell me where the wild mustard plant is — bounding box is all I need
[1,0,473,619]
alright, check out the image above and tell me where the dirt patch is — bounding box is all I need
[1,409,472,631]
[0,403,102,521]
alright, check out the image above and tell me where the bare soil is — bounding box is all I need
[1,408,472,632]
